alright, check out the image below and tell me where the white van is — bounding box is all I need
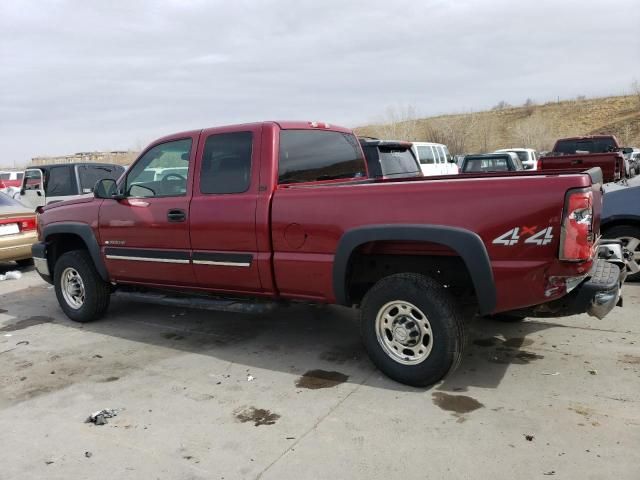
[411,142,458,176]
[494,148,538,170]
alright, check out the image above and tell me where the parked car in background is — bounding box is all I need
[460,152,524,173]
[494,148,538,170]
[411,142,458,176]
[359,138,422,179]
[20,163,125,209]
[0,191,37,267]
[539,135,629,183]
[0,171,24,199]
[602,185,640,281]
[623,148,640,176]
[32,120,625,387]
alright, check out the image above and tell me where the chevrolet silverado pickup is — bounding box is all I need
[32,121,626,387]
[539,135,631,183]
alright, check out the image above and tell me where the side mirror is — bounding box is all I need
[94,179,122,199]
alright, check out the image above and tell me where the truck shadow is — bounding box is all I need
[1,284,575,395]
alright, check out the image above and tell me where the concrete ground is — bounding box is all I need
[1,264,639,480]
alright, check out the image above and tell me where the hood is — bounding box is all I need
[42,195,96,212]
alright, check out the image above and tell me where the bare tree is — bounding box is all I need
[512,116,555,151]
[424,114,477,155]
[524,98,535,116]
[632,79,640,108]
[372,105,421,141]
[492,100,511,111]
[474,114,495,152]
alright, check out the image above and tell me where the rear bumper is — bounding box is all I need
[31,242,53,284]
[508,242,626,320]
[562,257,623,319]
[0,231,37,262]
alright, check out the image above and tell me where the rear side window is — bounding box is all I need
[0,173,9,180]
[200,132,253,194]
[78,165,125,193]
[46,166,76,196]
[278,130,366,184]
[417,146,436,165]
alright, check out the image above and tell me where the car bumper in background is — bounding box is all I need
[0,231,37,262]
[31,242,53,284]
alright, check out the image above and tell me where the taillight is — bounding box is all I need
[559,188,594,261]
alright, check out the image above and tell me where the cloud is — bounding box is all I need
[1,0,639,165]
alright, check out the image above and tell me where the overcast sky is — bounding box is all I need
[1,0,639,167]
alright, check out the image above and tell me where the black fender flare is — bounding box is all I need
[43,222,110,282]
[333,224,496,315]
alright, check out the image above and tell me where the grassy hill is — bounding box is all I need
[355,95,640,154]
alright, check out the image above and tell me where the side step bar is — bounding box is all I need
[114,290,281,315]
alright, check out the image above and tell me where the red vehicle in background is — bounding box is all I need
[539,135,631,183]
[32,121,626,387]
[0,171,24,199]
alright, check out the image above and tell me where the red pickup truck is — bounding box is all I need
[539,135,629,183]
[32,121,626,387]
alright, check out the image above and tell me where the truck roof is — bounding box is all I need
[152,121,353,145]
[557,135,618,142]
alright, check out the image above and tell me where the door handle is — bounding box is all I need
[167,209,187,222]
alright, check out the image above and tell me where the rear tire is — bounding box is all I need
[602,225,640,281]
[54,250,110,322]
[360,273,465,387]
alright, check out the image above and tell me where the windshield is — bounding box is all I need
[463,156,510,172]
[378,148,420,176]
[0,191,22,207]
[555,138,617,154]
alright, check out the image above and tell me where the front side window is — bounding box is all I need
[278,130,365,184]
[46,166,76,196]
[23,169,43,190]
[417,146,436,165]
[126,139,192,198]
[200,132,253,194]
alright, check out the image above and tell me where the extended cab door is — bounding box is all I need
[98,136,197,286]
[189,125,263,292]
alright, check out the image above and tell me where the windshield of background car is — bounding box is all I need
[511,151,528,162]
[378,147,420,176]
[0,191,22,207]
[278,130,366,184]
[463,156,509,172]
[555,138,617,154]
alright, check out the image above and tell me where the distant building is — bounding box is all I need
[31,150,138,166]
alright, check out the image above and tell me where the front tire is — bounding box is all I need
[360,273,465,387]
[54,250,111,322]
[602,225,640,281]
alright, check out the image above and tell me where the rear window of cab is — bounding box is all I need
[278,130,366,184]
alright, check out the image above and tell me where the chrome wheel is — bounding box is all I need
[619,236,640,275]
[61,267,86,309]
[375,300,433,365]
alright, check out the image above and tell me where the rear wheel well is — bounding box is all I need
[46,233,89,272]
[345,244,478,312]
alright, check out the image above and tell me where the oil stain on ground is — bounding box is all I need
[432,392,484,414]
[296,369,349,389]
[473,337,534,348]
[620,354,640,365]
[0,316,53,332]
[162,332,185,340]
[489,350,544,364]
[235,407,280,426]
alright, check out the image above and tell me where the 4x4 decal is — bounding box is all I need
[492,226,554,246]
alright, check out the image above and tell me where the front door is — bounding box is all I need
[98,136,197,287]
[189,126,263,293]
